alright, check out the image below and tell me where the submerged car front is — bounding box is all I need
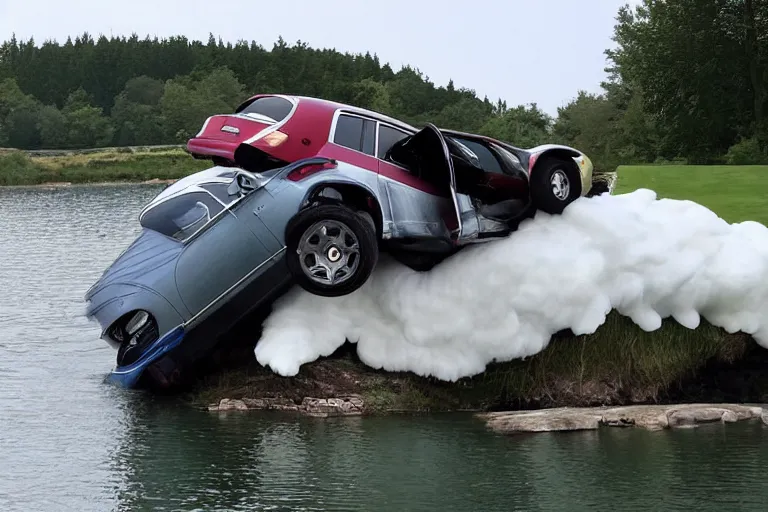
[84,226,189,388]
[85,167,249,388]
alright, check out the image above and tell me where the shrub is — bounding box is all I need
[0,151,46,185]
[725,137,767,165]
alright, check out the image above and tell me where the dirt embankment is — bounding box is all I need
[192,311,766,417]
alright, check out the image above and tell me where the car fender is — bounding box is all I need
[263,158,388,240]
[85,283,185,349]
[526,145,592,196]
[297,177,386,236]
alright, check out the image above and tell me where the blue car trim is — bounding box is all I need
[105,325,185,388]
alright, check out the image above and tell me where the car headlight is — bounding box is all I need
[125,310,150,336]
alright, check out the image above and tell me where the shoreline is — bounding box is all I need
[0,147,208,187]
[187,313,767,424]
[0,177,178,189]
[208,396,768,433]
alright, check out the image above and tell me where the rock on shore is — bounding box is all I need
[478,404,766,433]
[209,395,365,417]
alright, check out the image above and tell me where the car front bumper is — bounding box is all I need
[105,325,185,388]
[576,154,594,196]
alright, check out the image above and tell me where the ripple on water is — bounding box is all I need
[1,185,768,512]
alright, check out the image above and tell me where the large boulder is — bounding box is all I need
[479,404,764,434]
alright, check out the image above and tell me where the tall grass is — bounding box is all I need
[0,148,210,186]
[469,312,748,409]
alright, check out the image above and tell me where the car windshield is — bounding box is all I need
[446,137,482,168]
[150,167,238,206]
[236,96,294,124]
[447,136,501,172]
[140,189,225,241]
[491,144,524,172]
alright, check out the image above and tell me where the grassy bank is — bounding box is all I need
[615,164,768,225]
[0,147,209,186]
[191,312,754,413]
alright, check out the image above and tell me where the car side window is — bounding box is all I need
[333,114,376,156]
[140,190,225,242]
[377,125,410,159]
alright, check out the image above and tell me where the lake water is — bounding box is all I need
[1,184,768,511]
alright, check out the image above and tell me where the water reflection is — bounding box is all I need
[111,406,537,511]
[106,400,768,512]
[1,185,768,512]
[0,184,162,512]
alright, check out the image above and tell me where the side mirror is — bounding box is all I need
[236,173,257,192]
[227,171,257,196]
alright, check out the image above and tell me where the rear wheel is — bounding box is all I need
[285,204,378,297]
[530,157,581,214]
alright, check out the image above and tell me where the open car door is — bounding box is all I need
[387,123,481,244]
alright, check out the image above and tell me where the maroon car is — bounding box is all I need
[186,93,594,215]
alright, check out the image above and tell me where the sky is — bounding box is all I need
[0,0,639,116]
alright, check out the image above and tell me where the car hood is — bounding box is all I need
[85,229,183,301]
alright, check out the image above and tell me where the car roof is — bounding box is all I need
[440,128,516,148]
[244,93,418,134]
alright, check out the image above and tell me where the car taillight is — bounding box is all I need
[286,161,337,182]
[528,152,540,174]
[262,130,288,147]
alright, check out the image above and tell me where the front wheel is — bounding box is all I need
[285,204,378,297]
[530,157,581,214]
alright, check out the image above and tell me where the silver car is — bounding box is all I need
[85,123,593,389]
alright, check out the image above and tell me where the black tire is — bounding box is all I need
[530,157,581,214]
[285,203,378,297]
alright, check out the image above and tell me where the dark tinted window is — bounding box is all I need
[334,115,363,150]
[450,137,503,173]
[140,191,224,241]
[237,96,293,123]
[377,125,409,159]
[362,119,376,155]
[333,114,376,155]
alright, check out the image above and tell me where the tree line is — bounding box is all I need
[558,0,768,168]
[1,0,766,170]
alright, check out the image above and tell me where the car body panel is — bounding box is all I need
[84,229,189,335]
[173,210,274,314]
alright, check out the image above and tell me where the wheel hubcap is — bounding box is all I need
[551,170,570,201]
[327,246,341,262]
[297,220,360,286]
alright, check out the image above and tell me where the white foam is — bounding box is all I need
[254,189,768,381]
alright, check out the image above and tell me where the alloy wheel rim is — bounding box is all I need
[551,170,570,200]
[297,220,360,286]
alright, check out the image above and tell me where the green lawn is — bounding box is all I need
[615,165,768,225]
